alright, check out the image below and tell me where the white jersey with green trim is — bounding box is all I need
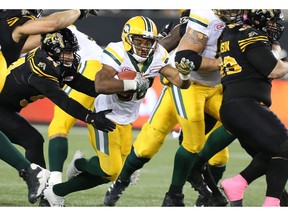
[94,41,169,125]
[186,9,225,87]
[68,25,102,61]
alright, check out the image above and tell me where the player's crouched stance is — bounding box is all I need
[19,163,50,204]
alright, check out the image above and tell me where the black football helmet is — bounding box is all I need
[41,28,80,71]
[0,9,43,19]
[247,9,284,41]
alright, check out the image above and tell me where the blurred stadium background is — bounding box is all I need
[1,9,288,207]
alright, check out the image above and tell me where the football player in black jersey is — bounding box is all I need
[217,9,288,206]
[0,28,115,204]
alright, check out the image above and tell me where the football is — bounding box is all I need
[117,70,137,80]
[116,70,137,100]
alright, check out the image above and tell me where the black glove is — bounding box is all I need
[86,109,116,132]
[79,9,99,20]
[158,21,174,38]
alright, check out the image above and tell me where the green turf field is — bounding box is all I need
[0,124,286,207]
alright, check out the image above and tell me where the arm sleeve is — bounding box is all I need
[28,74,91,122]
[65,73,98,97]
[246,45,278,77]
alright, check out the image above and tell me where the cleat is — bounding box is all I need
[195,194,209,207]
[187,169,212,197]
[195,193,228,207]
[19,163,50,204]
[66,150,85,180]
[104,179,130,206]
[130,169,141,186]
[162,192,185,206]
[39,195,51,207]
[207,193,228,206]
[43,184,65,207]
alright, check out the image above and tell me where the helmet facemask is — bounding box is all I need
[214,10,244,24]
[248,9,285,41]
[127,34,157,63]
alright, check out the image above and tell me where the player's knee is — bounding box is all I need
[134,124,166,158]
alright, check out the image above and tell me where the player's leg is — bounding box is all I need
[0,107,46,168]
[47,60,100,185]
[45,122,129,206]
[105,86,178,206]
[163,84,206,206]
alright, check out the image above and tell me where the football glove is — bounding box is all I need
[135,77,150,92]
[79,9,99,20]
[135,77,150,99]
[175,57,195,75]
[86,109,116,132]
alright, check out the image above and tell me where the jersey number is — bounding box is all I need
[220,56,242,77]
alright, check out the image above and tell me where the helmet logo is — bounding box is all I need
[43,32,65,54]
[123,24,131,34]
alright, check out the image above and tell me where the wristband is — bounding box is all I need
[179,73,191,80]
[123,80,137,91]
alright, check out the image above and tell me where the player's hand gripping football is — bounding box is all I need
[135,77,150,98]
[86,109,116,132]
[79,9,99,20]
[175,57,195,75]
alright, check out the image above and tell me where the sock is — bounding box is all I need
[171,145,195,187]
[76,155,108,177]
[48,137,68,171]
[209,164,226,185]
[221,174,248,201]
[200,126,235,160]
[263,196,280,207]
[53,172,109,197]
[118,148,150,181]
[0,132,30,171]
[168,185,183,195]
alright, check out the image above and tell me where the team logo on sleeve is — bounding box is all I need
[215,23,225,31]
[37,62,46,70]
[248,31,259,37]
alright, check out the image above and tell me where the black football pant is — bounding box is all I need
[0,106,46,168]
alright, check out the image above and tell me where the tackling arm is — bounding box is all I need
[14,10,81,43]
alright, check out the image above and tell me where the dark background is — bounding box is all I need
[72,10,288,60]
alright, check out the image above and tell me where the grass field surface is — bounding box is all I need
[0,124,287,212]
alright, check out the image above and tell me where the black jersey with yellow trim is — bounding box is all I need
[0,14,37,66]
[219,24,276,106]
[0,47,93,122]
